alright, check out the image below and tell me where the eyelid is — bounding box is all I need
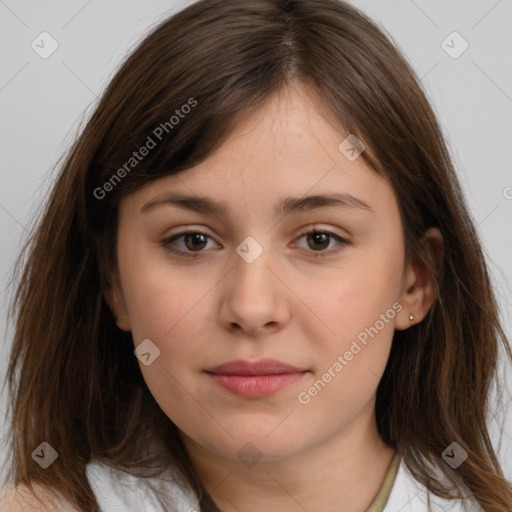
[293,224,349,240]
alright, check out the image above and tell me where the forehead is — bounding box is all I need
[121,84,397,219]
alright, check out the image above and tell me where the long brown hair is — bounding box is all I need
[2,0,512,510]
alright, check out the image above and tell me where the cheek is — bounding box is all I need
[120,249,214,344]
[296,248,403,345]
[127,270,213,428]
[291,245,404,399]
[292,270,399,433]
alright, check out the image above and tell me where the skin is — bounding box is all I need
[105,82,441,512]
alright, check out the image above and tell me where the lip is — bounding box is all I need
[204,359,308,398]
[205,359,306,375]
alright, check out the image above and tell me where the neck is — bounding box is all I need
[183,398,396,512]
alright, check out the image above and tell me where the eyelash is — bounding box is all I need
[160,228,350,259]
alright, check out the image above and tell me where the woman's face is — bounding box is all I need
[108,84,420,463]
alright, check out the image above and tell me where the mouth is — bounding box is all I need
[204,359,308,398]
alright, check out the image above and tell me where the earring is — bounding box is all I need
[409,314,415,322]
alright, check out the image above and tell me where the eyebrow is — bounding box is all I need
[140,192,374,216]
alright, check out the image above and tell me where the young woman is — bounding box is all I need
[1,0,511,510]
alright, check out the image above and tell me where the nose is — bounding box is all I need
[218,243,290,338]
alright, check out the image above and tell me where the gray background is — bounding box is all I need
[1,0,511,484]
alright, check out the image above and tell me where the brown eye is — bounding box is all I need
[183,233,208,251]
[293,229,349,258]
[306,232,330,251]
[161,231,218,258]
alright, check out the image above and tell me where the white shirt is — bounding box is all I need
[85,456,483,511]
[382,457,482,511]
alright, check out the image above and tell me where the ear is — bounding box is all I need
[103,278,131,332]
[395,227,443,330]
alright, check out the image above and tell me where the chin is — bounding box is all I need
[199,428,308,463]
